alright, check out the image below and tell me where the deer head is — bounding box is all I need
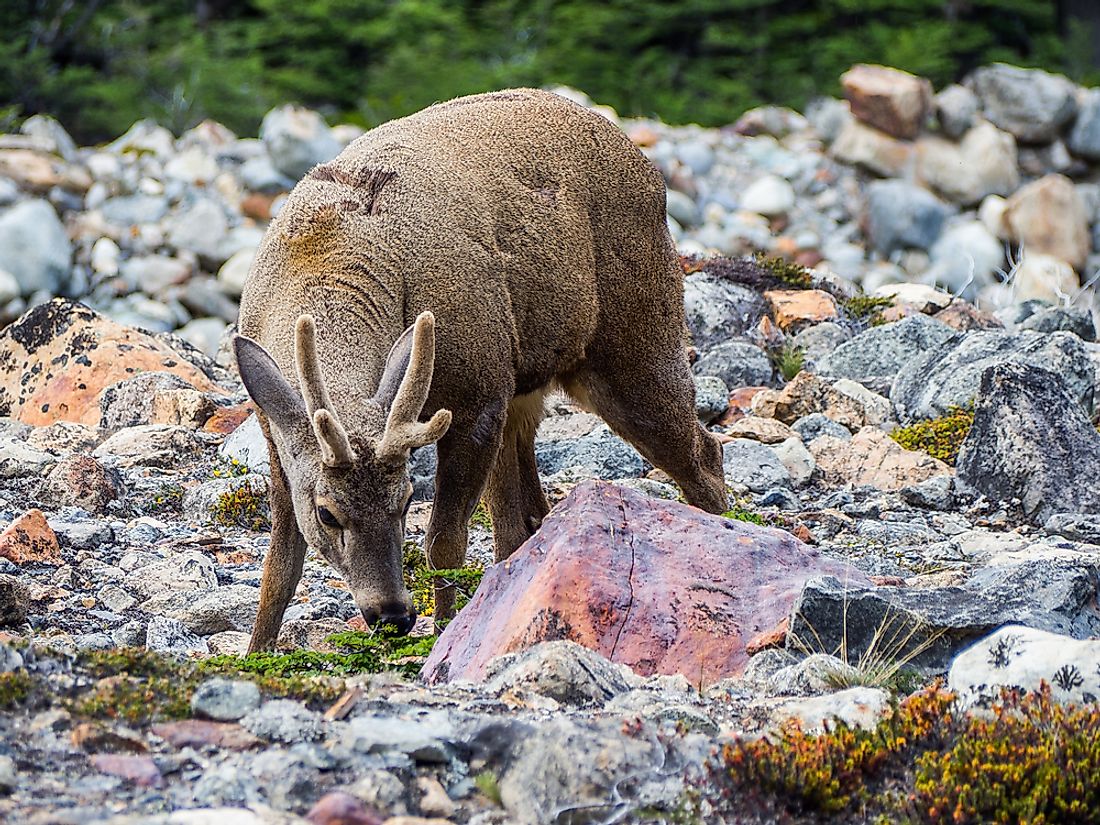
[232,312,452,632]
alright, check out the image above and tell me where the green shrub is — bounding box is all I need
[890,406,974,466]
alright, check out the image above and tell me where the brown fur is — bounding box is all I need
[234,89,727,651]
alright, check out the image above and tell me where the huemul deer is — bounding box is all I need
[233,89,728,652]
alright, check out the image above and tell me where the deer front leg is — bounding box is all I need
[248,427,307,653]
[426,403,505,625]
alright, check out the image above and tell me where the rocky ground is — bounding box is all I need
[0,62,1100,824]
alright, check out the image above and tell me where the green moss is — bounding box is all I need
[753,252,814,289]
[469,500,493,530]
[722,503,767,526]
[890,406,974,466]
[0,671,34,708]
[73,674,192,723]
[842,294,894,326]
[211,479,271,531]
[709,684,1100,823]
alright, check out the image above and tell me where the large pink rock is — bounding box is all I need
[423,481,868,685]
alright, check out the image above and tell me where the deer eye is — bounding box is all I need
[317,505,341,529]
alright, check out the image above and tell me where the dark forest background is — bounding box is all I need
[3,0,1099,142]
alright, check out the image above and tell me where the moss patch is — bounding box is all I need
[752,252,814,289]
[890,406,974,466]
[842,294,894,326]
[211,479,270,531]
[722,503,768,526]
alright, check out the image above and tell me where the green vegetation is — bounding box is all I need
[403,540,484,620]
[211,457,251,479]
[771,343,806,382]
[0,670,34,708]
[211,478,271,531]
[474,770,504,806]
[753,252,814,289]
[722,502,768,526]
[842,294,894,326]
[3,2,1094,143]
[890,406,974,466]
[709,684,1100,823]
[145,482,184,515]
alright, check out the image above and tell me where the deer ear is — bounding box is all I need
[373,322,416,413]
[233,334,308,434]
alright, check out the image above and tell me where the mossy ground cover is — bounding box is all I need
[705,683,1100,824]
[890,406,974,466]
[841,294,894,327]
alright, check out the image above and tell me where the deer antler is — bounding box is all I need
[295,314,357,467]
[376,312,452,461]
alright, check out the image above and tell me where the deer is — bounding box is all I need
[232,88,729,652]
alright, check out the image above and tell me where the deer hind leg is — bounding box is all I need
[248,416,307,652]
[563,354,728,515]
[485,389,551,563]
[425,400,507,623]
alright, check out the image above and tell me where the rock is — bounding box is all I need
[0,509,61,565]
[740,175,796,216]
[1010,253,1080,304]
[100,194,169,226]
[682,275,767,350]
[89,753,163,788]
[722,438,792,492]
[142,584,260,634]
[146,616,209,656]
[817,315,956,387]
[1019,305,1096,341]
[724,416,795,444]
[891,329,1096,423]
[108,118,175,158]
[0,753,15,793]
[763,289,839,330]
[0,575,30,625]
[692,375,729,423]
[924,219,1006,296]
[773,436,814,487]
[790,322,850,368]
[0,199,71,296]
[219,414,270,474]
[1044,513,1100,544]
[99,372,193,429]
[732,105,809,138]
[340,714,452,763]
[121,255,192,297]
[789,558,1100,673]
[934,83,979,138]
[486,640,637,705]
[830,119,913,177]
[692,340,773,389]
[901,475,956,510]
[0,299,222,427]
[1068,88,1100,160]
[20,114,78,160]
[864,180,951,255]
[758,371,889,429]
[535,424,645,480]
[0,436,56,478]
[956,362,1100,523]
[306,792,384,825]
[49,517,112,551]
[809,426,951,490]
[841,64,931,140]
[916,121,1018,206]
[168,199,230,263]
[191,679,262,722]
[771,687,892,735]
[665,189,699,227]
[128,550,219,600]
[423,481,867,685]
[93,424,204,468]
[791,413,851,443]
[968,63,1077,143]
[872,283,953,314]
[260,105,342,180]
[1003,175,1090,271]
[241,699,325,744]
[151,719,263,751]
[217,248,256,298]
[933,298,1004,332]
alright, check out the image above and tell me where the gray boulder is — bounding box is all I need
[789,558,1100,673]
[0,200,71,296]
[817,315,956,388]
[693,375,729,423]
[692,340,773,388]
[682,274,768,350]
[146,616,209,656]
[536,424,645,480]
[722,438,791,491]
[1069,88,1100,161]
[864,180,952,255]
[100,194,169,226]
[791,412,851,443]
[1018,305,1096,341]
[260,105,341,180]
[968,63,1078,143]
[934,83,979,139]
[956,362,1100,523]
[791,321,851,369]
[486,641,637,706]
[891,330,1097,423]
[191,678,262,721]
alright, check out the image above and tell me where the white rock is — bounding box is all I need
[924,220,1005,296]
[0,270,19,306]
[91,237,121,276]
[0,199,72,296]
[768,686,892,734]
[1011,253,1079,304]
[772,436,814,487]
[978,194,1010,239]
[831,379,893,425]
[949,625,1100,708]
[740,174,796,217]
[873,282,953,312]
[216,247,256,298]
[164,146,219,185]
[219,414,270,474]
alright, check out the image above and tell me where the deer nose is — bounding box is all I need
[362,604,417,635]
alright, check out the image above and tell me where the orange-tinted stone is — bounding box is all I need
[0,509,61,565]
